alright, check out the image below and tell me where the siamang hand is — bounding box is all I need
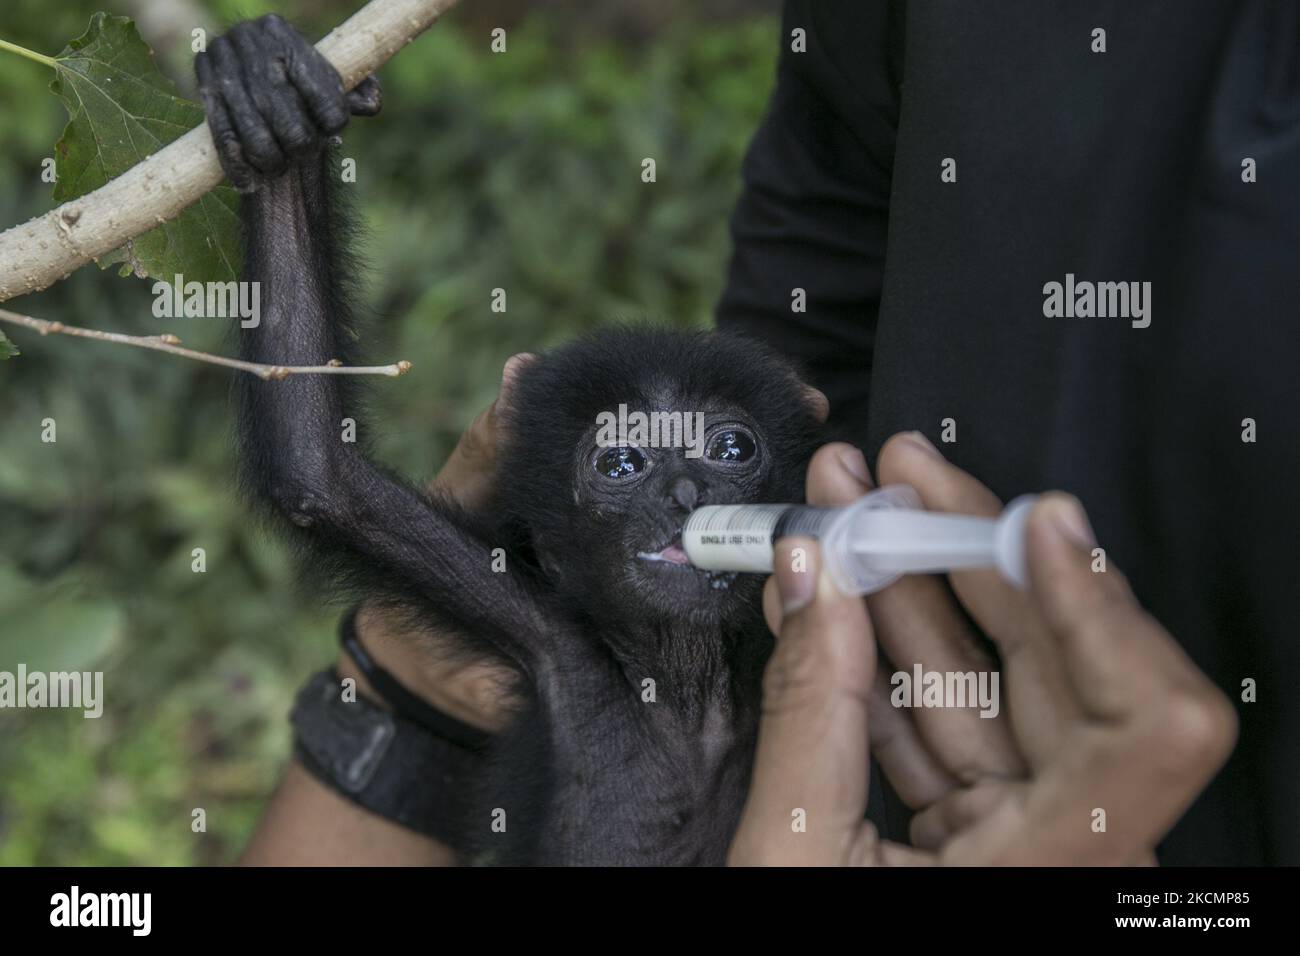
[195,14,382,192]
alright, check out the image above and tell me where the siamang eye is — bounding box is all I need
[594,446,648,479]
[705,429,757,463]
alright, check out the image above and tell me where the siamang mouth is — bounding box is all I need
[637,534,738,590]
[636,534,690,566]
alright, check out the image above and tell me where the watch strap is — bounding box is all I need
[290,669,483,844]
[337,606,493,753]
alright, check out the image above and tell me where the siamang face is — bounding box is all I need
[576,403,774,618]
[500,330,822,630]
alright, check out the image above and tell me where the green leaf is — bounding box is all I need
[0,329,17,359]
[49,13,240,283]
[0,565,123,673]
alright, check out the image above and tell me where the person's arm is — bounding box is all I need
[240,602,514,866]
[242,759,455,866]
[730,437,1238,865]
[716,0,903,447]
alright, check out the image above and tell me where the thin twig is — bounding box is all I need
[0,36,58,69]
[0,308,411,380]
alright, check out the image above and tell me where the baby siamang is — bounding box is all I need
[197,16,823,864]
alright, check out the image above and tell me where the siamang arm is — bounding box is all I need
[196,16,557,672]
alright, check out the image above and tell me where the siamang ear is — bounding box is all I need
[800,384,829,425]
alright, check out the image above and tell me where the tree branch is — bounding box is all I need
[0,307,412,380]
[0,0,461,304]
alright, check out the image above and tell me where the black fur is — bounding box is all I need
[199,16,823,864]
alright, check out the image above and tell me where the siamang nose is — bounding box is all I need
[666,476,701,512]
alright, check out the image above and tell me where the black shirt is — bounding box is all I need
[717,0,1299,865]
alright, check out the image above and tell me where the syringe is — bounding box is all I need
[681,486,1038,596]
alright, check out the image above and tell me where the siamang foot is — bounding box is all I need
[195,14,382,192]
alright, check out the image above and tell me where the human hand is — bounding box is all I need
[730,435,1238,865]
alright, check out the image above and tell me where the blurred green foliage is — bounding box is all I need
[0,0,779,863]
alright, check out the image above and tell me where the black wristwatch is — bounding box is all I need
[290,608,492,843]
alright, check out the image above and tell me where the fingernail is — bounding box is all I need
[775,539,817,614]
[1048,496,1096,549]
[837,446,872,487]
[906,431,943,459]
[500,353,535,395]
[801,385,830,422]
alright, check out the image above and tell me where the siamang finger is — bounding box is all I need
[229,22,317,157]
[347,75,383,117]
[195,48,258,192]
[263,13,350,135]
[208,35,287,178]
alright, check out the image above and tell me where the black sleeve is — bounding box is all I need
[716,0,904,445]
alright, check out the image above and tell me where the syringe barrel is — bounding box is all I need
[681,486,1035,595]
[679,504,844,573]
